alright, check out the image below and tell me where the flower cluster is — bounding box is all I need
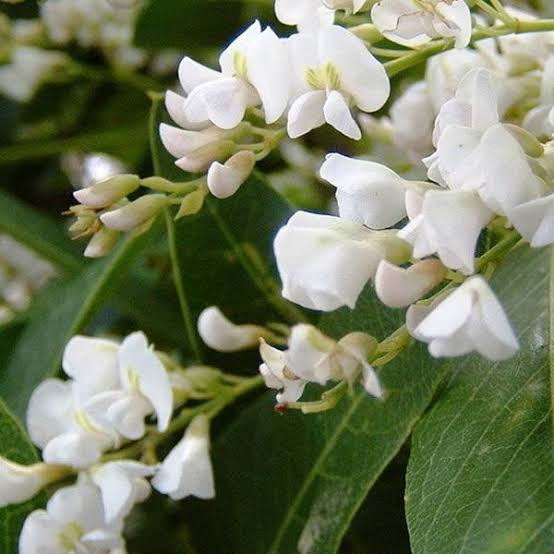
[196,306,383,406]
[272,59,554,365]
[160,19,390,199]
[1,332,216,553]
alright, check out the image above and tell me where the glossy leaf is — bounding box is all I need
[0,400,43,553]
[187,288,448,553]
[406,245,554,554]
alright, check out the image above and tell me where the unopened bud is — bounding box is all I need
[197,306,272,352]
[370,230,412,265]
[84,226,120,258]
[0,458,70,508]
[207,150,256,199]
[349,23,382,43]
[100,194,168,231]
[68,206,100,238]
[175,140,236,174]
[504,124,544,158]
[73,174,141,209]
[176,185,208,219]
[375,259,446,308]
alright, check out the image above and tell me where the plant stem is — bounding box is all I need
[164,209,203,362]
[103,375,263,461]
[385,19,554,77]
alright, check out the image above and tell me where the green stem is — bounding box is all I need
[385,19,554,77]
[103,375,263,461]
[164,209,203,362]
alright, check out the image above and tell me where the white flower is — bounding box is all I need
[0,459,70,508]
[274,211,411,311]
[477,123,545,215]
[260,324,382,399]
[86,332,173,440]
[73,174,141,209]
[259,339,307,403]
[286,25,390,139]
[320,153,435,229]
[152,414,215,500]
[287,325,381,394]
[371,0,472,49]
[274,0,334,33]
[62,336,121,400]
[375,259,446,308]
[508,194,554,248]
[389,81,435,161]
[197,306,272,352]
[100,194,169,231]
[407,276,519,361]
[179,21,290,129]
[425,48,485,113]
[0,46,67,102]
[206,150,256,199]
[90,461,156,523]
[27,378,118,469]
[325,0,368,11]
[523,56,554,138]
[19,482,124,554]
[158,121,238,173]
[398,189,493,275]
[426,68,500,188]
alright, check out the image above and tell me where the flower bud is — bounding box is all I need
[73,174,141,209]
[197,306,271,352]
[0,458,70,508]
[84,227,120,258]
[375,259,446,308]
[504,124,544,158]
[67,206,100,238]
[100,194,169,231]
[175,140,236,174]
[176,185,208,219]
[207,151,256,199]
[152,414,215,500]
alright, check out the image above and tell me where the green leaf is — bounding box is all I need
[0,230,157,418]
[0,188,83,274]
[187,289,448,554]
[406,245,554,554]
[0,399,43,553]
[134,0,246,50]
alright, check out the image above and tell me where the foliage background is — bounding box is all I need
[0,1,553,553]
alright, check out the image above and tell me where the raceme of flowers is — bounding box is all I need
[1,331,221,553]
[6,1,554,550]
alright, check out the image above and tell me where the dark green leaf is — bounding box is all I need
[406,245,554,554]
[187,288,447,554]
[0,188,83,274]
[0,400,43,553]
[134,0,246,50]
